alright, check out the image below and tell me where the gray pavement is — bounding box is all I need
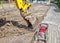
[42,4,60,43]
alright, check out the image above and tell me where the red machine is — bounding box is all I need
[34,23,48,43]
[39,26,47,36]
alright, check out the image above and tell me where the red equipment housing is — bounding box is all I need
[39,26,47,36]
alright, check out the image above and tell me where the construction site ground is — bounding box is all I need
[0,3,50,43]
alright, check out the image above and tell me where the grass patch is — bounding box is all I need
[55,2,60,9]
[0,1,7,5]
[0,1,2,4]
[0,1,14,5]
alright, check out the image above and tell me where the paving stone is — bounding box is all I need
[42,4,60,43]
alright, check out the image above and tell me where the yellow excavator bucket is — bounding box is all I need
[15,0,30,10]
[15,0,31,15]
[15,0,23,9]
[22,2,30,11]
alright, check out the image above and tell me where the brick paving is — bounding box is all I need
[42,4,60,43]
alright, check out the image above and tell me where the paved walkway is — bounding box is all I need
[42,4,60,43]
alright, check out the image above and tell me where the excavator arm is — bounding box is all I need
[15,0,31,14]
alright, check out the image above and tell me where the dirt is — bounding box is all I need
[0,10,30,38]
[0,3,50,43]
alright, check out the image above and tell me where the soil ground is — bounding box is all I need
[0,3,50,43]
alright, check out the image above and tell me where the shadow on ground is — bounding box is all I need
[0,19,32,30]
[0,19,6,27]
[11,20,28,29]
